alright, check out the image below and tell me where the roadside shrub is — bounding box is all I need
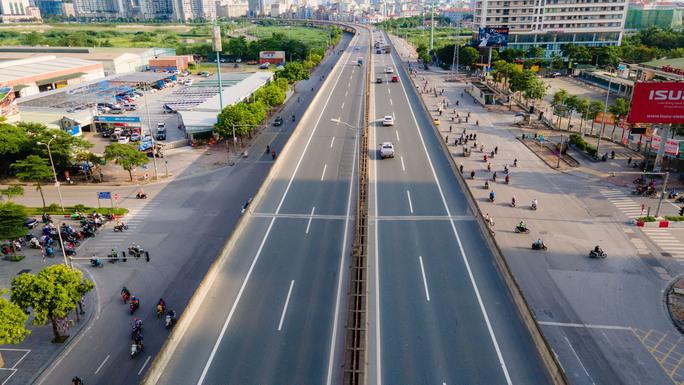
[665,216,684,221]
[637,216,657,222]
[586,145,597,157]
[47,203,61,212]
[73,204,87,212]
[7,254,25,262]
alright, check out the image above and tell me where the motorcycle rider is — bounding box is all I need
[109,248,118,261]
[72,376,83,385]
[513,158,518,167]
[130,296,140,311]
[166,309,177,326]
[517,220,526,231]
[511,194,516,207]
[532,198,538,210]
[132,317,143,333]
[90,254,101,267]
[484,213,493,226]
[489,190,495,202]
[505,174,510,184]
[157,298,166,316]
[533,238,545,249]
[484,180,489,189]
[594,245,604,255]
[128,243,141,258]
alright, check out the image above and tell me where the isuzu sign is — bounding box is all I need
[628,82,684,124]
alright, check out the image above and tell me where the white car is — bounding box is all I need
[117,136,130,144]
[380,142,395,158]
[382,115,394,126]
[385,67,394,74]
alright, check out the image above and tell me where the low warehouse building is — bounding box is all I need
[0,56,104,98]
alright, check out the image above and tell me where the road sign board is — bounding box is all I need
[98,192,111,199]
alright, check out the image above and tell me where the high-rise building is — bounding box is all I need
[141,0,174,19]
[73,0,123,17]
[0,0,38,20]
[473,0,628,56]
[216,0,248,17]
[34,0,63,16]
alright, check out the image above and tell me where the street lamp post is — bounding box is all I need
[142,83,159,180]
[55,218,72,268]
[37,137,65,212]
[595,75,614,159]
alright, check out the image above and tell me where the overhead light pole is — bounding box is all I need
[37,136,64,212]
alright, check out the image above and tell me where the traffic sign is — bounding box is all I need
[98,192,111,199]
[114,193,119,201]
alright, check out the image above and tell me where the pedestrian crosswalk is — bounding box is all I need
[599,189,644,219]
[90,201,160,252]
[641,228,684,260]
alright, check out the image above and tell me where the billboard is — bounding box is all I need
[478,27,509,48]
[628,82,684,124]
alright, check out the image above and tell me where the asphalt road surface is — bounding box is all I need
[147,30,368,384]
[365,29,552,384]
[31,33,355,385]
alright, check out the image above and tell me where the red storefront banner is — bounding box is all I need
[628,82,684,124]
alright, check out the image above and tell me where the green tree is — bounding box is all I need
[226,36,248,59]
[278,61,308,83]
[524,78,547,105]
[11,155,53,209]
[500,48,525,62]
[11,265,94,342]
[527,46,544,59]
[564,95,580,130]
[574,98,590,133]
[608,97,630,138]
[509,70,536,104]
[0,291,30,345]
[459,46,480,68]
[0,202,28,256]
[551,89,569,127]
[253,83,285,107]
[104,143,148,182]
[587,100,605,135]
[562,44,592,63]
[0,185,24,201]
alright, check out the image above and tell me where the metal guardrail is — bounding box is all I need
[343,24,371,385]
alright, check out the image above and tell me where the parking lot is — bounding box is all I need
[542,75,619,105]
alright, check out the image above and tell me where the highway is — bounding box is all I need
[147,28,368,384]
[366,29,552,384]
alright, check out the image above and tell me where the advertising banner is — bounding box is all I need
[665,139,679,157]
[651,135,661,151]
[594,111,616,124]
[628,82,684,124]
[478,27,509,48]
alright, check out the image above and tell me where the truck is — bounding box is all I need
[383,45,391,54]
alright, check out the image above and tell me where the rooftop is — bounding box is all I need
[640,57,684,71]
[0,56,101,83]
[0,46,169,61]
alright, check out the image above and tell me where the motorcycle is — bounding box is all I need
[489,192,495,203]
[531,202,538,210]
[156,303,165,319]
[114,224,128,232]
[165,311,177,329]
[90,258,103,267]
[136,192,147,199]
[130,300,139,314]
[484,181,489,190]
[532,242,547,250]
[130,342,142,358]
[511,198,516,207]
[122,292,130,304]
[589,249,607,258]
[514,225,530,234]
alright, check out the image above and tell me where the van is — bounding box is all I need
[123,104,137,111]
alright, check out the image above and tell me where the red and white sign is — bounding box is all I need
[628,82,684,124]
[651,135,661,151]
[665,139,680,157]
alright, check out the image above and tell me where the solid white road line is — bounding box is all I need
[277,280,295,331]
[306,207,316,234]
[407,190,414,214]
[564,336,596,385]
[400,156,406,172]
[138,355,151,376]
[390,50,513,385]
[196,33,358,385]
[330,137,335,148]
[538,321,631,330]
[94,355,109,375]
[419,256,431,302]
[321,164,327,181]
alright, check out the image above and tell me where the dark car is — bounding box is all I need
[273,116,283,126]
[101,129,113,138]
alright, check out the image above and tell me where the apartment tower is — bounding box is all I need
[473,0,629,56]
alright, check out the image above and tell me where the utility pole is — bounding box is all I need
[212,22,224,111]
[595,75,613,159]
[429,0,435,52]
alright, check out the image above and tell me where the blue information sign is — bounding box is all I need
[98,191,111,199]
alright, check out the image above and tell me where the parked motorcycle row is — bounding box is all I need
[121,287,177,359]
